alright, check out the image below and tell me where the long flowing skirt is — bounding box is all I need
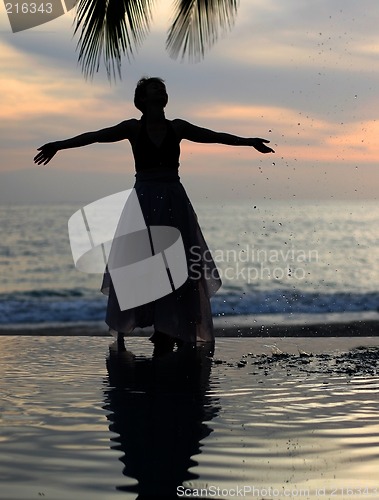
[101,169,221,343]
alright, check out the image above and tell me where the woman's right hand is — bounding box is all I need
[33,142,60,165]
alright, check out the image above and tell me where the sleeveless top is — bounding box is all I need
[132,116,180,172]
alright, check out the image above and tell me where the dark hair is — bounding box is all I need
[134,77,166,113]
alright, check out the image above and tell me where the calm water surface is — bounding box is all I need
[1,336,379,499]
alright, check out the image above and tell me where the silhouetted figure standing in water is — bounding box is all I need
[34,77,274,354]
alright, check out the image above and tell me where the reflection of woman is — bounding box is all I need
[34,77,274,352]
[104,341,220,497]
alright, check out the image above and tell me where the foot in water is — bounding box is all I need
[150,330,177,357]
[117,332,126,351]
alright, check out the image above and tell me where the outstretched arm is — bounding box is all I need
[176,119,274,154]
[34,119,136,165]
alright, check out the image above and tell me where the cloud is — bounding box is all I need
[0,167,136,204]
[1,0,378,202]
[326,119,379,162]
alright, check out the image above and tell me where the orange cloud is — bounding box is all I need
[0,42,131,122]
[325,120,379,162]
[189,103,378,164]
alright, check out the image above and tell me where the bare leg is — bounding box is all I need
[117,332,126,351]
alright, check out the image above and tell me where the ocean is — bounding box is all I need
[1,199,379,328]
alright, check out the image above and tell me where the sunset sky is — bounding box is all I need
[1,0,379,203]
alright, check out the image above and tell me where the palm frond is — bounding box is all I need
[166,0,238,61]
[74,0,154,79]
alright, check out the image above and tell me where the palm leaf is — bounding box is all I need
[74,0,153,79]
[166,0,238,61]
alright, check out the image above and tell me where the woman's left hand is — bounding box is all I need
[251,138,275,154]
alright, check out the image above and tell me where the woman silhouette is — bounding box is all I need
[34,77,274,354]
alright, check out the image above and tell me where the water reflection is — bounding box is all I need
[104,342,220,498]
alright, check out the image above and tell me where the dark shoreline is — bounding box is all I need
[216,319,379,337]
[1,318,379,337]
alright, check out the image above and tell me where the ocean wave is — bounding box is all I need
[1,288,379,325]
[212,289,379,316]
[0,294,107,324]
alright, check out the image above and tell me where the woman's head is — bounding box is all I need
[134,77,168,113]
